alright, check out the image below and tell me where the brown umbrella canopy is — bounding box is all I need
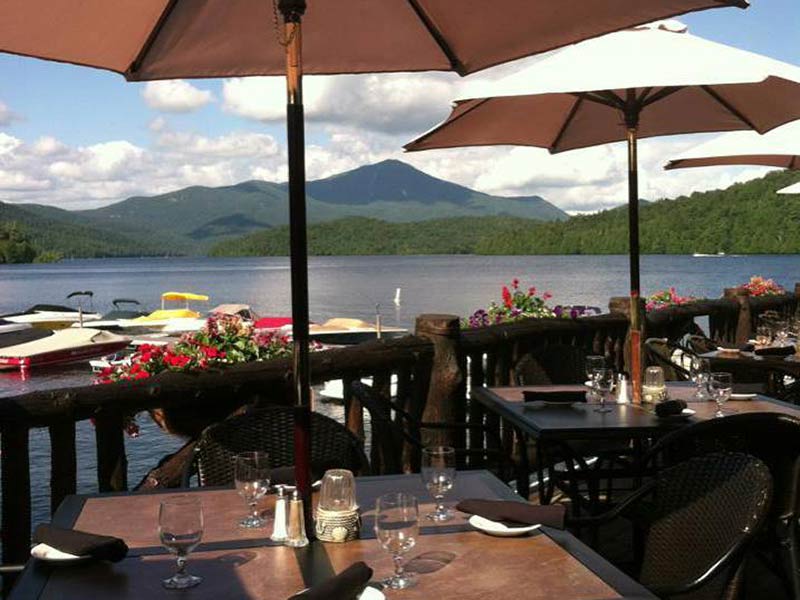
[0,0,748,79]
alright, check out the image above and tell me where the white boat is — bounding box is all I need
[82,292,210,334]
[0,320,52,349]
[0,328,130,371]
[308,318,408,346]
[692,252,726,257]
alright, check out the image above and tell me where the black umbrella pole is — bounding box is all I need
[626,125,642,403]
[280,0,313,537]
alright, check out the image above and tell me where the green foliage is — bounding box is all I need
[212,169,800,256]
[0,221,37,263]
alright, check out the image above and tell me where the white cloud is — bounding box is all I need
[141,80,214,113]
[0,101,19,126]
[156,130,280,158]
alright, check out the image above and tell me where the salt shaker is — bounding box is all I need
[285,489,309,548]
[270,486,288,542]
[616,373,630,404]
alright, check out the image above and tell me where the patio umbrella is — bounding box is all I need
[778,182,800,195]
[0,0,750,528]
[665,120,800,170]
[405,21,800,402]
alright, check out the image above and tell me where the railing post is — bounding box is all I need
[49,421,77,513]
[1,424,30,567]
[415,314,464,448]
[94,410,128,492]
[724,287,752,345]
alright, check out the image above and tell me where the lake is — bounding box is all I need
[1,253,798,526]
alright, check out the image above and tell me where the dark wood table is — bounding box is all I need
[700,348,800,393]
[11,471,655,599]
[472,383,800,500]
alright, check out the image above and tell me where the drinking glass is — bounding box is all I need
[592,368,614,413]
[318,469,357,512]
[159,497,204,590]
[585,355,606,400]
[689,356,710,400]
[642,366,667,403]
[234,451,271,528]
[709,372,733,418]
[774,319,790,347]
[374,492,419,590]
[421,446,456,522]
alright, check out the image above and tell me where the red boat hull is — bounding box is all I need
[0,339,130,371]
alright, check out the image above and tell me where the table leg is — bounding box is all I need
[515,428,530,499]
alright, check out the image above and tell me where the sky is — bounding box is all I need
[0,1,798,214]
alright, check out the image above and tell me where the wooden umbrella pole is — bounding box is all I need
[279,0,313,537]
[625,107,643,403]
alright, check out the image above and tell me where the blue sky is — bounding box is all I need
[0,1,797,212]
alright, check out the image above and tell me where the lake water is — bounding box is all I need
[1,254,798,527]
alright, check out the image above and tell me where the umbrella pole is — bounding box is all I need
[625,113,643,403]
[279,0,313,536]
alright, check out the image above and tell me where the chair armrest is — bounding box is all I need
[0,564,25,574]
[566,480,656,527]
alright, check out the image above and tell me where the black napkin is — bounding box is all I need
[456,499,565,529]
[288,561,373,600]
[755,345,795,357]
[33,524,128,562]
[739,343,755,352]
[522,390,585,404]
[655,399,687,417]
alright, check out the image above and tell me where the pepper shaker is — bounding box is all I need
[285,489,309,548]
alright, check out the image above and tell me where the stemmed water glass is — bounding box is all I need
[585,355,606,400]
[234,451,271,528]
[421,446,456,522]
[593,368,614,413]
[709,372,733,418]
[374,492,419,590]
[689,356,711,400]
[159,497,204,590]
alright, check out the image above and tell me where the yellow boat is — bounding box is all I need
[130,292,210,331]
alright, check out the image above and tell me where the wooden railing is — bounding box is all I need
[1,283,798,567]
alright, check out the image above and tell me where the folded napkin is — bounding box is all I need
[522,390,585,404]
[456,499,565,529]
[288,562,373,600]
[755,345,795,357]
[655,399,687,417]
[33,524,128,562]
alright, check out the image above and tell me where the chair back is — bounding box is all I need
[644,337,692,381]
[191,405,369,486]
[514,345,587,385]
[639,452,772,600]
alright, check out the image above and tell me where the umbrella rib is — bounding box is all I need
[701,85,759,132]
[405,0,466,74]
[577,91,623,110]
[551,96,584,151]
[127,0,180,77]
[641,86,684,107]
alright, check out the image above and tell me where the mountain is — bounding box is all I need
[211,169,800,257]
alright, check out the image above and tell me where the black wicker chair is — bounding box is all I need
[641,413,800,598]
[514,345,588,385]
[349,381,513,480]
[571,452,773,600]
[183,405,370,487]
[644,337,693,380]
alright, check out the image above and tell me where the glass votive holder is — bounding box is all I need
[642,366,666,403]
[318,469,357,512]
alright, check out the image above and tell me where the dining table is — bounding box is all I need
[699,347,800,394]
[471,382,800,502]
[10,470,656,600]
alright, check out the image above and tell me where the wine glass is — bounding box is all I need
[689,356,710,400]
[585,355,606,400]
[774,319,790,347]
[234,451,271,528]
[159,497,204,590]
[421,446,456,522]
[592,368,614,413]
[374,492,419,590]
[709,372,733,418]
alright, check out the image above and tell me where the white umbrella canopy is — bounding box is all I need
[405,20,800,402]
[778,181,800,194]
[665,119,800,170]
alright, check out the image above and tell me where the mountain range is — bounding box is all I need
[0,160,566,257]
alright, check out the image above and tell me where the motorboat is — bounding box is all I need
[308,318,408,346]
[0,319,52,349]
[83,299,150,331]
[0,327,130,371]
[1,291,101,329]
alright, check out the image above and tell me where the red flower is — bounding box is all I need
[511,278,520,289]
[134,371,150,380]
[528,286,536,297]
[502,285,512,308]
[543,291,552,300]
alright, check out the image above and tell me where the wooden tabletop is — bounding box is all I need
[700,349,800,376]
[473,383,800,441]
[12,471,655,600]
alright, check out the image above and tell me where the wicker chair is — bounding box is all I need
[183,405,369,487]
[349,381,513,480]
[642,413,800,598]
[514,345,588,385]
[572,452,772,600]
[644,337,693,381]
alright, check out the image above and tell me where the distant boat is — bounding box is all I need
[1,291,101,329]
[0,327,130,371]
[308,318,408,346]
[692,252,726,257]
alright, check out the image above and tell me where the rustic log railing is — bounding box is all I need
[1,283,797,569]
